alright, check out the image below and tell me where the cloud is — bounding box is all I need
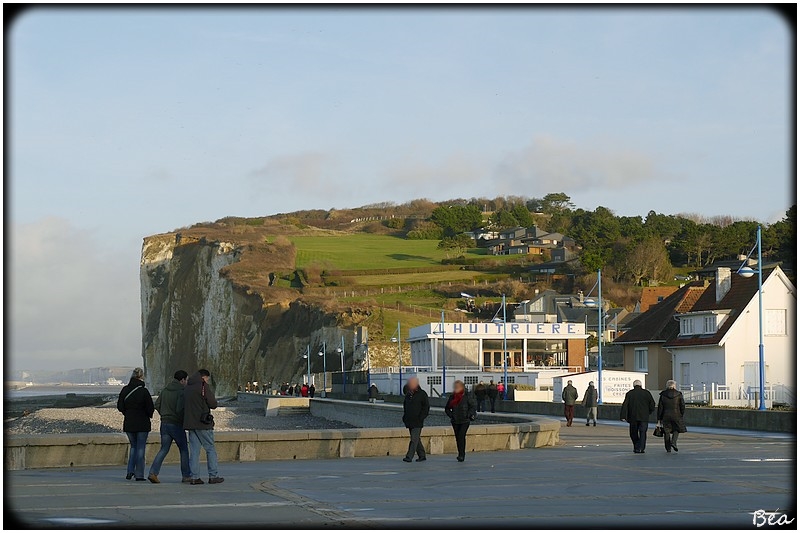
[10,218,141,371]
[249,151,338,198]
[384,152,486,190]
[493,135,661,191]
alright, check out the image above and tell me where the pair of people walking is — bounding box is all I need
[117,368,223,484]
[621,379,686,453]
[402,377,477,463]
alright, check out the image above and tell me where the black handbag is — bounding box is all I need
[653,424,664,437]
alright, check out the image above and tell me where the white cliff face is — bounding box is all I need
[140,234,357,395]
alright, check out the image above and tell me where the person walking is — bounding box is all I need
[300,383,309,397]
[562,380,578,427]
[497,381,505,400]
[148,370,191,483]
[487,380,498,413]
[583,381,598,427]
[368,383,379,403]
[402,377,430,463]
[657,380,687,453]
[474,381,487,412]
[117,368,155,481]
[444,380,477,462]
[309,384,316,398]
[184,369,224,484]
[620,379,656,453]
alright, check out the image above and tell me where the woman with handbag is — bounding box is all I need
[117,368,155,481]
[657,379,687,453]
[444,380,477,462]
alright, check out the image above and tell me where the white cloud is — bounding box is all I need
[249,151,339,199]
[10,218,141,371]
[493,135,661,191]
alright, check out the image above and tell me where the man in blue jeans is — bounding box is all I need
[183,369,224,485]
[148,370,191,483]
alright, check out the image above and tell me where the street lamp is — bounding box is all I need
[391,321,402,395]
[440,311,446,395]
[318,341,327,398]
[337,334,345,394]
[493,295,508,400]
[597,269,603,405]
[302,344,311,390]
[737,225,766,411]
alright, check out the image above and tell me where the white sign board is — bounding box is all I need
[552,370,647,405]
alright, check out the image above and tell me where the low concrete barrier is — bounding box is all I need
[5,399,559,471]
[372,395,795,433]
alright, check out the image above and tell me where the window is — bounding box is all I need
[463,376,478,385]
[680,318,694,336]
[765,309,787,336]
[426,376,442,385]
[634,348,648,372]
[703,316,717,334]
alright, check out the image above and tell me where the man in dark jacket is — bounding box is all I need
[657,379,687,453]
[486,380,498,413]
[583,381,598,427]
[402,377,430,462]
[474,381,487,412]
[368,383,379,402]
[148,370,190,483]
[620,380,656,453]
[184,370,223,484]
[562,380,579,427]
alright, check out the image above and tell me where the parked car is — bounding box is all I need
[674,274,693,281]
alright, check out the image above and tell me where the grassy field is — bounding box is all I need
[349,270,482,286]
[291,234,520,271]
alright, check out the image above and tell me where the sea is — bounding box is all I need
[5,385,124,399]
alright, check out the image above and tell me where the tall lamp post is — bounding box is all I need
[597,269,603,405]
[337,334,345,394]
[737,225,766,411]
[440,311,446,395]
[304,344,311,388]
[391,321,402,395]
[502,294,508,400]
[318,341,327,398]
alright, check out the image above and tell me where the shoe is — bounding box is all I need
[208,477,225,484]
[190,478,205,485]
[416,457,426,462]
[633,450,641,454]
[147,474,160,484]
[672,444,678,452]
[457,456,465,462]
[593,422,597,427]
[586,423,590,426]
[666,447,671,453]
[126,473,134,480]
[135,477,146,481]
[402,457,413,463]
[182,477,193,483]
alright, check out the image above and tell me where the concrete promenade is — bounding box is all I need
[6,422,794,528]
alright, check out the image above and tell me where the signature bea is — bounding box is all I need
[751,509,795,527]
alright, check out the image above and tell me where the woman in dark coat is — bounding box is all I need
[117,368,155,480]
[657,379,687,453]
[444,380,478,462]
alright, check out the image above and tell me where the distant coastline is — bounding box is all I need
[5,385,124,399]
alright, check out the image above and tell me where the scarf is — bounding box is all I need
[447,390,465,409]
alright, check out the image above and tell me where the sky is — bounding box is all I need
[9,6,793,372]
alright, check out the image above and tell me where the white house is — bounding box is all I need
[664,266,796,407]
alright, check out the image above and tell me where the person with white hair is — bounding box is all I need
[620,379,655,453]
[657,379,687,453]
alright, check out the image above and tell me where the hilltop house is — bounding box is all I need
[485,226,579,258]
[663,266,795,407]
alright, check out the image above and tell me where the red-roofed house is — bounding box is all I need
[663,266,795,407]
[614,283,706,390]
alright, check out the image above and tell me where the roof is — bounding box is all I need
[613,283,706,345]
[640,286,680,312]
[664,267,788,349]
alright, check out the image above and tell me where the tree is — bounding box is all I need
[540,192,574,214]
[511,204,534,228]
[430,204,484,236]
[438,234,474,258]
[623,238,673,286]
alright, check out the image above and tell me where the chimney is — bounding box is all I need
[715,267,731,303]
[578,290,584,303]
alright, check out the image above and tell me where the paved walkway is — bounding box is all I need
[7,423,794,528]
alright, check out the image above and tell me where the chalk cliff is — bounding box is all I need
[140,231,364,396]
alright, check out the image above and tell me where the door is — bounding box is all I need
[743,361,759,398]
[680,363,690,388]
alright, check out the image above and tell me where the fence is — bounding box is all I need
[680,383,796,408]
